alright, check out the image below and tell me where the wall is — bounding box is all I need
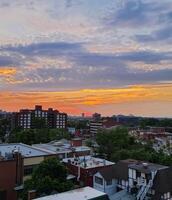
[93,172,117,196]
[0,159,21,200]
[65,162,114,187]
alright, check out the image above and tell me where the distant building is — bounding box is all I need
[92,113,101,121]
[34,186,109,200]
[90,116,121,136]
[90,120,103,136]
[63,156,114,187]
[12,105,67,129]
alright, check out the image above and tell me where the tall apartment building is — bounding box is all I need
[12,105,67,129]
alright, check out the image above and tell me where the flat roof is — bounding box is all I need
[0,143,53,158]
[63,156,114,169]
[34,187,108,200]
[33,143,90,154]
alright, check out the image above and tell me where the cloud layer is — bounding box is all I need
[0,0,172,116]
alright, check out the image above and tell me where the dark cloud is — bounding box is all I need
[105,0,166,28]
[72,50,172,66]
[136,26,172,43]
[1,42,84,57]
[0,55,20,67]
[1,41,172,90]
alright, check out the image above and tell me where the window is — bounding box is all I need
[106,180,112,185]
[95,176,103,185]
[24,166,37,176]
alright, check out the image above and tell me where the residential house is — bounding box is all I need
[94,159,172,200]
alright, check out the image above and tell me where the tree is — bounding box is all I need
[96,127,172,166]
[32,117,47,129]
[9,128,71,145]
[0,118,11,142]
[21,158,73,199]
[96,127,135,159]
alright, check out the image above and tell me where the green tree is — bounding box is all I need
[32,117,47,129]
[21,158,73,199]
[96,127,172,166]
[9,128,71,145]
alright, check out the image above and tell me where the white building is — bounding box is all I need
[34,186,109,200]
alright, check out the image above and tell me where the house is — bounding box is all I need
[128,161,168,199]
[34,186,110,200]
[93,159,172,200]
[63,156,115,187]
[94,159,137,196]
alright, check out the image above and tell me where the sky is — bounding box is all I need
[0,0,172,117]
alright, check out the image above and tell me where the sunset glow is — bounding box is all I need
[0,0,172,117]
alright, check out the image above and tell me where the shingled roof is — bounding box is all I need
[98,159,138,181]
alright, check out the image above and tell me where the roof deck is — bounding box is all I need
[63,156,114,169]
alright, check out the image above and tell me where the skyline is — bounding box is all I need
[0,0,172,117]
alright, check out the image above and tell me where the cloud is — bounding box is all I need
[0,84,172,115]
[1,42,84,57]
[104,0,167,28]
[0,68,16,76]
[0,41,172,90]
[136,26,172,43]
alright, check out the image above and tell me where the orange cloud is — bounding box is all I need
[0,84,172,115]
[0,68,17,76]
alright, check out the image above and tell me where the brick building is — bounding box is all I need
[0,143,55,182]
[0,151,23,200]
[12,105,67,129]
[63,156,114,187]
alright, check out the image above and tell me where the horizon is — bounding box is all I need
[1,104,172,119]
[0,0,172,117]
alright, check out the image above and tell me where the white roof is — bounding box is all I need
[34,187,107,200]
[0,143,53,158]
[33,143,90,154]
[63,156,114,169]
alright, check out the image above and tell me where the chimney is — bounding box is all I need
[28,190,36,200]
[13,151,24,185]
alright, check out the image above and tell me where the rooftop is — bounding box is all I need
[129,161,168,174]
[34,187,109,200]
[33,140,90,154]
[63,156,114,169]
[97,159,138,181]
[0,143,53,158]
[109,189,135,200]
